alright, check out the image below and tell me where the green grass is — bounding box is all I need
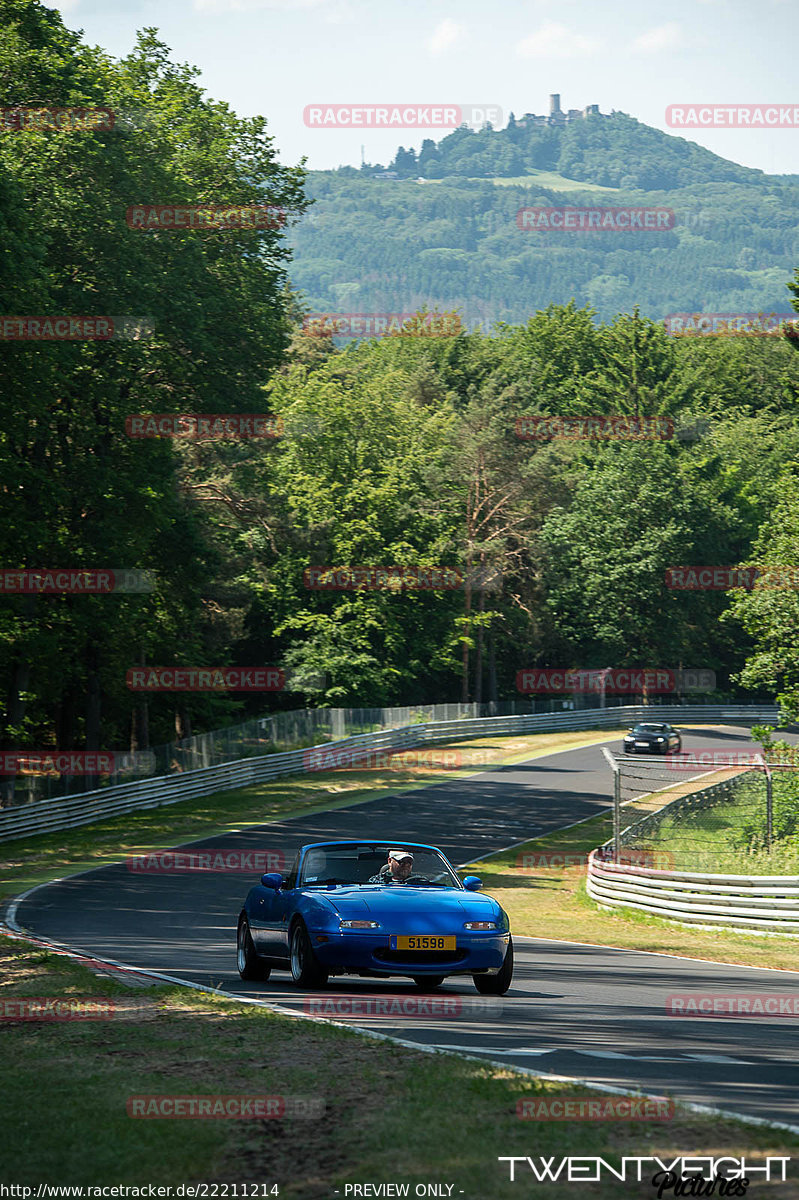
[485,169,621,193]
[630,773,799,875]
[3,937,798,1195]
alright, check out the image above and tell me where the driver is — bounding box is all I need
[369,849,414,884]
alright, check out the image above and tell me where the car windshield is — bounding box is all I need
[298,843,460,888]
[632,724,668,734]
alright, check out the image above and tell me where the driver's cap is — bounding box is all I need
[389,849,413,862]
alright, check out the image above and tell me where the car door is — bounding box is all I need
[256,885,294,959]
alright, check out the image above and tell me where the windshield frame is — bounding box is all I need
[296,841,463,889]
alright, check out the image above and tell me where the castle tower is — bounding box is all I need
[549,94,561,116]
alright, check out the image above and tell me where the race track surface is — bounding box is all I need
[11,726,799,1128]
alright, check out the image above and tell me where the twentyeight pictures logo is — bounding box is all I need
[303,104,501,130]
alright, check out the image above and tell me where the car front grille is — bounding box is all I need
[373,949,467,965]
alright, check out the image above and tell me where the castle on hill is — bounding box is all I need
[514,94,607,128]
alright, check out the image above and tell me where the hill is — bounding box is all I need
[287,112,799,326]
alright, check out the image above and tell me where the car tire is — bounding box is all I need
[289,920,329,989]
[412,976,445,991]
[473,936,513,996]
[237,915,271,981]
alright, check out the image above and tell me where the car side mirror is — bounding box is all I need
[462,875,483,891]
[261,872,283,889]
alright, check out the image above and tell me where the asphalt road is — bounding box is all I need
[10,725,799,1128]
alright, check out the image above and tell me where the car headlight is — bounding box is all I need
[339,919,381,929]
[463,921,499,930]
[656,737,665,742]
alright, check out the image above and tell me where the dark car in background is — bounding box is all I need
[623,722,682,754]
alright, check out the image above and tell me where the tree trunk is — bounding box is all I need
[474,582,486,705]
[461,565,472,703]
[0,657,30,807]
[488,622,498,709]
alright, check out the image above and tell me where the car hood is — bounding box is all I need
[306,885,503,921]
[627,730,666,740]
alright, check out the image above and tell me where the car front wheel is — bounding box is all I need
[237,915,271,981]
[473,936,513,996]
[290,921,329,988]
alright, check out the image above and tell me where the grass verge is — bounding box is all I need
[2,937,798,1196]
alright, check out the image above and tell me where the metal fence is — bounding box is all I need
[0,704,780,844]
[589,744,799,933]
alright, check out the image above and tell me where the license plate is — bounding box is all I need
[635,741,649,747]
[390,935,456,951]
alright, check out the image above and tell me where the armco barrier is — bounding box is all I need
[587,850,799,933]
[0,705,779,844]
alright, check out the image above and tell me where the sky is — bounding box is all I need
[47,0,799,177]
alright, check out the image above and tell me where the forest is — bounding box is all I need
[2,0,799,779]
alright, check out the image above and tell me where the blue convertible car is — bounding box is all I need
[237,839,513,994]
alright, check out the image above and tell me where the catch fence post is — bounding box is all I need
[602,747,621,864]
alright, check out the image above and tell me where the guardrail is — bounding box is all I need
[587,850,799,933]
[0,704,780,844]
